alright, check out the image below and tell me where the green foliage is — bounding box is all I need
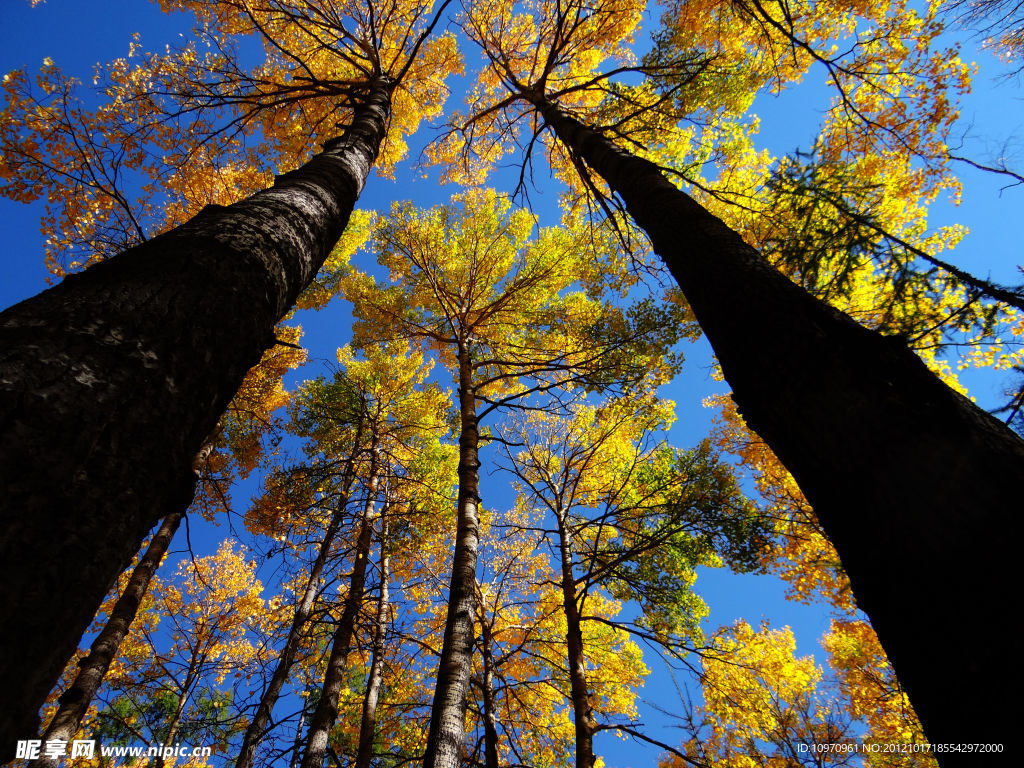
[590,440,770,639]
[94,688,238,751]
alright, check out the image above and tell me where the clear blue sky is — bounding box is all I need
[2,0,1022,764]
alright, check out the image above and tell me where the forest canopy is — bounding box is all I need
[1,1,1023,767]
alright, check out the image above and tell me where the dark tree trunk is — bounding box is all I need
[0,80,391,752]
[554,509,596,768]
[423,343,483,768]
[537,100,1023,762]
[300,465,381,768]
[31,510,183,768]
[475,600,501,768]
[235,436,363,768]
[355,522,390,768]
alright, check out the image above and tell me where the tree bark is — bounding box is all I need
[0,79,391,753]
[355,522,390,768]
[475,598,501,768]
[30,510,183,768]
[290,708,307,768]
[235,434,364,768]
[300,462,381,768]
[554,508,596,768]
[536,99,1024,760]
[422,343,483,768]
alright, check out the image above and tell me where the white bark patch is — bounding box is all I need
[103,328,125,344]
[137,347,160,369]
[72,364,101,387]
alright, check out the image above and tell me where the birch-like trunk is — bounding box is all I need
[31,510,183,768]
[536,98,1023,759]
[300,463,381,768]
[235,428,365,768]
[475,600,501,768]
[0,80,391,751]
[289,699,309,768]
[423,343,482,768]
[355,521,390,768]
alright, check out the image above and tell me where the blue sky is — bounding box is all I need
[2,0,1023,764]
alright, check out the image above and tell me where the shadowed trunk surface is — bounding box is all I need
[0,80,391,753]
[538,99,1023,764]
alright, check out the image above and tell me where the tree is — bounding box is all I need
[296,345,451,768]
[661,617,940,768]
[467,510,648,768]
[823,618,932,757]
[668,620,861,768]
[23,322,309,766]
[344,188,685,768]
[706,395,936,765]
[354,516,391,768]
[442,0,1024,752]
[233,340,452,768]
[233,379,368,768]
[89,540,268,764]
[299,465,385,768]
[0,0,456,748]
[30,511,185,768]
[942,0,1024,62]
[500,396,766,767]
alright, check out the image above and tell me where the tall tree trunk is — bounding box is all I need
[355,521,390,768]
[290,693,311,768]
[31,510,183,768]
[475,597,501,768]
[535,99,1024,759]
[300,462,381,768]
[235,433,365,768]
[0,79,391,752]
[554,509,596,768]
[423,343,483,768]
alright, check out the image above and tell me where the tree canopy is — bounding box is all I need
[2,0,1023,766]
